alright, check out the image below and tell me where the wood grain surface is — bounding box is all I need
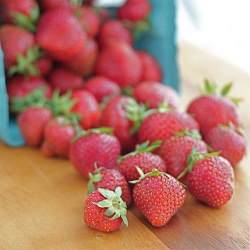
[0,42,249,250]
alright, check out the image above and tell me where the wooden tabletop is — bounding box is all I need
[1,42,250,250]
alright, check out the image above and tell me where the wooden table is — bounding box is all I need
[1,43,250,250]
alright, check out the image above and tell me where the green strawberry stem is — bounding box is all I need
[174,129,202,140]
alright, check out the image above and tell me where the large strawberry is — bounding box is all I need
[84,187,128,232]
[118,141,167,182]
[132,169,186,227]
[204,125,246,167]
[88,168,132,206]
[36,8,86,62]
[70,131,121,178]
[95,42,142,88]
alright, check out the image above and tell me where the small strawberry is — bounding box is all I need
[137,51,162,82]
[187,80,240,136]
[98,20,133,48]
[84,187,128,232]
[133,81,180,109]
[84,76,120,104]
[35,56,53,76]
[70,130,121,178]
[118,141,167,182]
[204,125,246,167]
[88,167,132,206]
[132,169,186,227]
[95,42,142,88]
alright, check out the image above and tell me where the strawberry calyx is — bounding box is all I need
[174,129,202,140]
[88,165,105,194]
[123,19,151,39]
[93,187,128,226]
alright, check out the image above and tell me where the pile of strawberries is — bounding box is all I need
[0,0,247,233]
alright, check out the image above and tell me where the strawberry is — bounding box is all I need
[132,169,186,227]
[70,90,101,130]
[0,25,34,69]
[48,66,84,94]
[133,81,180,109]
[159,130,208,182]
[36,8,86,62]
[187,81,240,136]
[118,141,167,182]
[64,38,98,77]
[95,42,142,88]
[98,20,133,48]
[84,76,120,103]
[84,187,128,232]
[35,56,53,76]
[204,125,246,167]
[184,152,234,208]
[70,131,121,178]
[137,51,162,82]
[88,168,132,206]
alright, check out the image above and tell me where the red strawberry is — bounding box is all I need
[0,25,34,69]
[42,116,76,158]
[132,169,186,227]
[95,42,142,88]
[204,125,246,167]
[71,90,101,130]
[70,132,121,178]
[84,76,120,103]
[118,141,167,182]
[137,51,162,82]
[98,20,133,48]
[185,153,234,208]
[84,187,128,232]
[117,0,151,23]
[48,66,84,94]
[18,107,53,147]
[35,56,53,76]
[159,130,208,182]
[187,81,240,136]
[133,81,180,109]
[36,8,86,62]
[88,168,132,206]
[64,38,98,77]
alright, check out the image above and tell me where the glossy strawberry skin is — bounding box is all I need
[133,81,180,109]
[187,156,234,208]
[204,126,246,167]
[84,190,123,232]
[92,169,132,206]
[187,95,240,136]
[133,174,186,227]
[18,107,53,147]
[118,152,167,182]
[70,133,121,178]
[159,136,208,181]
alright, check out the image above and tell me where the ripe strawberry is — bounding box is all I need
[98,20,133,48]
[36,8,86,62]
[84,187,128,232]
[187,81,240,136]
[133,81,180,109]
[159,130,208,182]
[17,107,52,147]
[48,66,84,94]
[88,168,132,206]
[118,141,167,182]
[137,51,162,82]
[71,90,101,130]
[35,56,53,76]
[70,132,121,178]
[84,76,120,103]
[42,116,76,158]
[64,38,98,77]
[117,0,151,23]
[0,25,34,69]
[204,125,246,167]
[185,153,234,208]
[132,169,186,227]
[95,42,142,88]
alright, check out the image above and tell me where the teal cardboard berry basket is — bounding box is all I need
[0,0,179,147]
